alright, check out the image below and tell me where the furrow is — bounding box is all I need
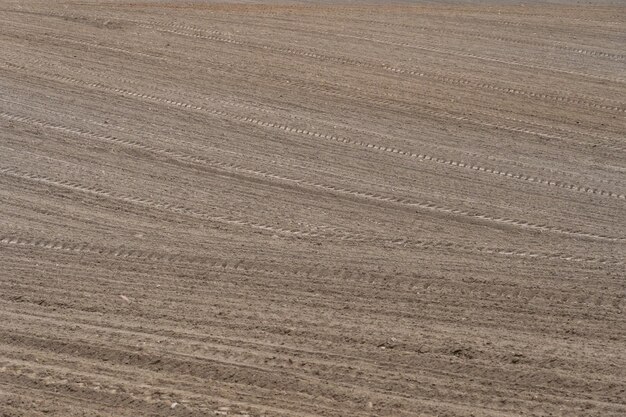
[9,51,623,190]
[0,187,622,266]
[1,110,623,243]
[142,20,626,97]
[0,165,361,242]
[2,60,623,199]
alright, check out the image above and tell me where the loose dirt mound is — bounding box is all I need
[0,1,624,416]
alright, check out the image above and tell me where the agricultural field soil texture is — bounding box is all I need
[0,1,625,416]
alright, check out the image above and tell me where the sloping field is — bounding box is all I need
[1,1,625,416]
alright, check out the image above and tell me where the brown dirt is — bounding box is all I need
[1,1,625,416]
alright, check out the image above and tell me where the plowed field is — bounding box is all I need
[1,1,625,416]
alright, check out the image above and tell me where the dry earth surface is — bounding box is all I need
[0,1,625,416]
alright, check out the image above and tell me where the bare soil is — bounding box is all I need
[0,1,625,416]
